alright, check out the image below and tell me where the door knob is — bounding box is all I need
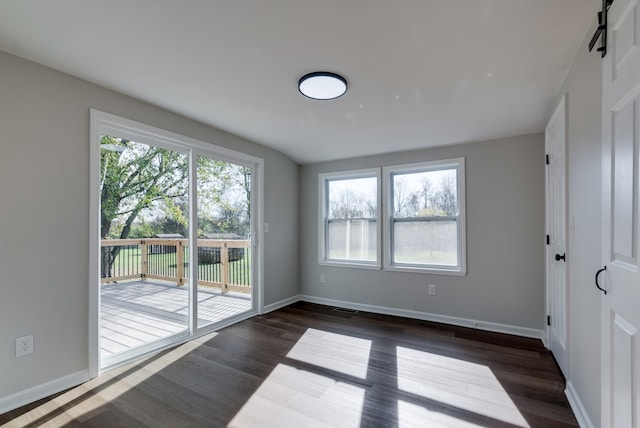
[555,253,566,262]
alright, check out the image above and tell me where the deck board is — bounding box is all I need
[100,280,251,358]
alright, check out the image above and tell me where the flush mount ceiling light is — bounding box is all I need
[298,71,347,100]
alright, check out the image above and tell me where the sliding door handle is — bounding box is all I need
[595,266,607,295]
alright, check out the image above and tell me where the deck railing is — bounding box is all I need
[100,238,251,294]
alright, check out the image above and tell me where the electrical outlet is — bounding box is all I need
[16,335,34,358]
[319,274,326,284]
[428,284,437,296]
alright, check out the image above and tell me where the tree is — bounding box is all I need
[330,189,372,218]
[241,166,251,224]
[433,174,457,216]
[393,178,409,217]
[100,136,189,277]
[420,178,432,211]
[197,158,251,237]
[393,174,456,218]
[100,137,253,277]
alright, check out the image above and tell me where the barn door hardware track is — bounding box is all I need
[589,0,614,58]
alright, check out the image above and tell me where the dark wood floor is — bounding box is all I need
[1,302,578,427]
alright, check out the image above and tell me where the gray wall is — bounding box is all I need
[300,134,545,330]
[553,17,602,425]
[0,50,298,399]
[0,16,604,420]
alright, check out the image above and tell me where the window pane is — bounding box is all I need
[393,168,457,218]
[196,156,252,328]
[328,219,377,262]
[328,177,377,219]
[393,220,457,266]
[99,135,190,359]
[324,174,378,264]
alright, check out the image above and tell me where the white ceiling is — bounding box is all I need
[0,0,597,164]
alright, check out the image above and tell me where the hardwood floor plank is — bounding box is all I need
[1,302,579,427]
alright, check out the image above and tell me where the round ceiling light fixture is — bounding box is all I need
[298,71,347,100]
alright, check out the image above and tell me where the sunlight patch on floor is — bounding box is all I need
[396,346,529,428]
[286,328,372,379]
[228,364,365,428]
[3,333,217,428]
[397,399,486,428]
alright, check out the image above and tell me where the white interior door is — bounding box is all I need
[546,95,568,377]
[601,0,640,426]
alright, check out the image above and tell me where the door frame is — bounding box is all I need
[88,109,264,377]
[545,94,568,376]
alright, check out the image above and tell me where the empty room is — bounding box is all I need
[0,1,638,427]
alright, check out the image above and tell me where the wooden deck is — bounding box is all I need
[100,280,251,358]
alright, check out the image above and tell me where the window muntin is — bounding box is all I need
[385,159,466,274]
[319,170,380,268]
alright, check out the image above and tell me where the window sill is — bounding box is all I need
[319,260,382,270]
[384,265,467,276]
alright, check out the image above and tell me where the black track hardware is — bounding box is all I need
[589,0,614,58]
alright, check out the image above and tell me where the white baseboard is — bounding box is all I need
[263,294,302,314]
[0,296,547,416]
[0,370,90,415]
[540,329,550,349]
[565,381,596,428]
[299,295,545,341]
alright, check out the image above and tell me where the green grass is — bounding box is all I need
[393,250,456,265]
[327,248,456,265]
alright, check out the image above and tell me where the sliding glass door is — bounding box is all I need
[91,110,261,371]
[196,155,252,328]
[99,135,191,366]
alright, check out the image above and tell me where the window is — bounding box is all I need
[319,169,381,268]
[384,158,466,275]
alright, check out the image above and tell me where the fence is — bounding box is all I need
[100,238,251,294]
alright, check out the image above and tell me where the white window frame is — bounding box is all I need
[383,158,466,276]
[318,168,382,269]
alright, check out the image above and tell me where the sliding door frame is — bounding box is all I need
[89,109,264,377]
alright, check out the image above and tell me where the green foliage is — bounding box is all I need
[128,219,156,239]
[196,156,251,237]
[100,135,252,276]
[100,136,189,239]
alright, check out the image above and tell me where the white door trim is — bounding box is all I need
[545,94,568,377]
